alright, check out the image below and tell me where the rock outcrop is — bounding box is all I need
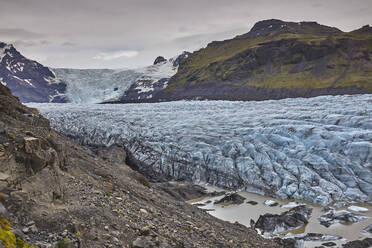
[214,193,246,205]
[0,83,278,247]
[253,205,312,234]
[153,56,167,65]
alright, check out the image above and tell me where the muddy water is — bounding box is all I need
[189,186,372,247]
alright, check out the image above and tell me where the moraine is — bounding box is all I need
[28,94,372,206]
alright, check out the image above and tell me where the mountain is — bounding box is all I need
[0,77,278,246]
[48,53,189,103]
[3,20,372,104]
[151,19,372,101]
[0,42,67,103]
[119,52,190,102]
[0,42,188,104]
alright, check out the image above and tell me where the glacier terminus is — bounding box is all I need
[29,94,372,206]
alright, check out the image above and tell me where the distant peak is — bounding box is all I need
[154,56,167,65]
[250,19,287,32]
[236,19,289,38]
[0,42,13,49]
[237,19,341,39]
[299,21,319,25]
[351,24,372,34]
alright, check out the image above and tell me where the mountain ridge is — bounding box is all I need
[1,19,372,104]
[0,42,188,103]
[0,42,67,103]
[144,19,372,102]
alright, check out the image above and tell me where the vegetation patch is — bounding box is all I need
[0,217,34,248]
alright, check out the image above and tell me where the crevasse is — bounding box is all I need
[29,94,372,206]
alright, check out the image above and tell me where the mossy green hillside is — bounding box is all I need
[0,217,35,248]
[167,20,372,93]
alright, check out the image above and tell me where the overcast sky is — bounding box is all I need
[1,0,371,69]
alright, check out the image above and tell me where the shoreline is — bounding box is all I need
[189,184,372,247]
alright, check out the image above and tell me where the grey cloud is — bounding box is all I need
[12,40,50,47]
[0,0,371,69]
[12,40,38,47]
[171,27,251,48]
[311,3,323,8]
[178,27,190,33]
[61,42,77,47]
[0,28,44,39]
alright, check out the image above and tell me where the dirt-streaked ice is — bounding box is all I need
[29,94,372,205]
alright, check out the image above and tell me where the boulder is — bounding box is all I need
[342,238,372,248]
[214,193,245,205]
[273,237,303,248]
[132,236,154,248]
[363,224,372,234]
[24,137,41,154]
[319,210,369,227]
[254,205,312,234]
[322,242,337,247]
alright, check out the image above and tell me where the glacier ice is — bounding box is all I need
[53,54,181,103]
[53,68,142,103]
[29,94,372,205]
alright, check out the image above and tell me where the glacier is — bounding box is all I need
[52,68,142,103]
[52,53,186,103]
[29,94,372,206]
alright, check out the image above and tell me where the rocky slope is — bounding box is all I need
[0,84,278,247]
[149,19,372,101]
[0,42,67,103]
[30,94,372,206]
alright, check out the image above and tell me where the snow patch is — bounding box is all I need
[43,76,60,84]
[23,79,35,88]
[49,90,66,102]
[0,77,6,86]
[134,58,177,79]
